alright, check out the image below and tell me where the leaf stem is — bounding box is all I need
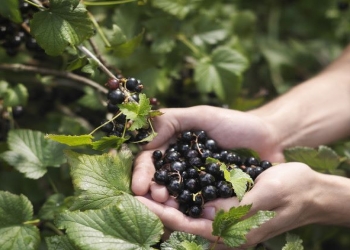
[23,219,40,225]
[176,33,201,56]
[48,176,59,194]
[210,236,220,250]
[87,12,111,48]
[78,45,116,79]
[44,222,65,236]
[83,0,137,6]
[24,0,42,9]
[89,111,123,135]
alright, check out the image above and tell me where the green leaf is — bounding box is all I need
[212,205,275,248]
[212,205,252,237]
[161,231,210,250]
[282,233,304,250]
[38,194,67,221]
[284,146,340,173]
[30,0,94,56]
[2,83,28,107]
[45,134,93,147]
[56,195,163,249]
[194,47,248,101]
[221,210,276,247]
[81,58,99,77]
[91,135,128,151]
[66,56,87,71]
[119,93,152,131]
[151,0,203,19]
[228,168,253,201]
[46,235,80,250]
[0,129,67,179]
[0,191,40,250]
[0,0,22,23]
[133,132,158,144]
[65,149,133,210]
[111,29,144,58]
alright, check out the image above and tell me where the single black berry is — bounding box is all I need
[202,185,217,201]
[152,150,163,161]
[125,77,140,91]
[188,205,202,218]
[108,89,125,104]
[154,170,169,185]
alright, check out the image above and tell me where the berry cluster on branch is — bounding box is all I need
[152,130,272,218]
[0,1,43,57]
[101,77,159,144]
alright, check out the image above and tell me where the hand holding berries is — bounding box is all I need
[151,130,273,217]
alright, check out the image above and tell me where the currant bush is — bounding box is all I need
[152,130,273,218]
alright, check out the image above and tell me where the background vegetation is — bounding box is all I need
[1,0,350,249]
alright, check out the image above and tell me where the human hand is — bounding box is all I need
[137,162,323,249]
[132,105,283,198]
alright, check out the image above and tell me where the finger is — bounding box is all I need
[136,196,217,242]
[131,150,155,195]
[150,182,170,203]
[202,197,240,220]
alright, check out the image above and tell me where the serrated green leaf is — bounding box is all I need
[46,134,93,147]
[111,29,144,58]
[0,0,22,23]
[46,235,78,250]
[282,233,304,250]
[221,210,276,247]
[65,149,133,210]
[161,231,210,250]
[119,93,152,131]
[0,129,67,179]
[229,168,253,201]
[212,205,252,237]
[180,241,204,250]
[30,0,94,56]
[194,47,248,101]
[109,24,127,46]
[91,135,128,151]
[56,195,163,249]
[38,194,67,221]
[0,191,40,250]
[284,146,340,173]
[2,83,28,107]
[151,0,203,19]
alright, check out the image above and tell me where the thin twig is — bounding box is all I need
[0,63,108,94]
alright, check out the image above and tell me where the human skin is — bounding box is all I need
[132,45,350,248]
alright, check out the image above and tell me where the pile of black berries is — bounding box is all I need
[0,1,43,57]
[152,130,272,218]
[101,77,159,143]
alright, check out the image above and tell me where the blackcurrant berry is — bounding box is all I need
[170,161,186,172]
[107,102,120,113]
[260,160,272,170]
[205,162,221,176]
[199,173,215,187]
[108,89,125,104]
[177,190,193,204]
[125,77,140,91]
[154,170,169,185]
[188,157,202,167]
[164,151,181,163]
[184,178,200,193]
[166,179,184,196]
[194,130,207,143]
[205,139,217,151]
[152,150,163,161]
[188,205,202,218]
[244,156,260,167]
[201,185,217,201]
[217,182,233,198]
[106,78,120,90]
[100,120,114,133]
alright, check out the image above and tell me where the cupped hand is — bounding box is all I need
[137,162,323,249]
[132,105,283,197]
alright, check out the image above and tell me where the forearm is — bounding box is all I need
[250,46,350,149]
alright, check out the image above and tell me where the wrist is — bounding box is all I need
[312,173,350,227]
